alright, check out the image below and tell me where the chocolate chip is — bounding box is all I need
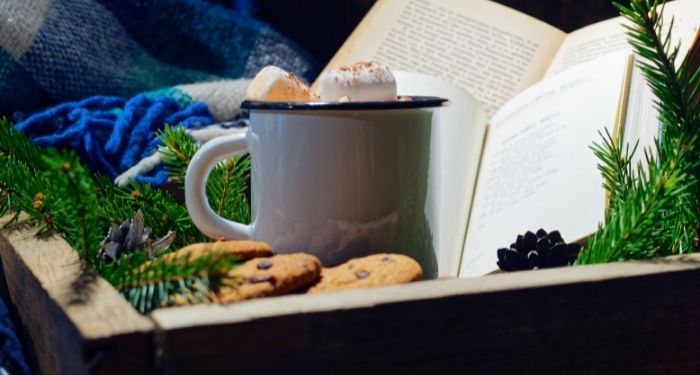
[257,260,272,270]
[382,256,395,262]
[248,274,275,284]
[355,270,370,279]
[348,264,354,270]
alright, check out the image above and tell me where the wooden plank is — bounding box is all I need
[153,254,700,374]
[0,218,155,375]
[4,208,700,374]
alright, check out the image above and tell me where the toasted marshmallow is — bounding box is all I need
[246,66,318,102]
[318,61,397,102]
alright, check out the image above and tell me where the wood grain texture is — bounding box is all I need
[153,255,700,374]
[4,212,700,374]
[0,218,155,375]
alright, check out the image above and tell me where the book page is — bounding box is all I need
[317,0,565,116]
[622,63,660,169]
[459,52,631,277]
[545,0,700,77]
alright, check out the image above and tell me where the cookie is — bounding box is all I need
[218,253,322,303]
[164,240,273,262]
[307,253,422,294]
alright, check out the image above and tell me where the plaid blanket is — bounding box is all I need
[2,0,319,186]
[0,0,318,115]
[0,1,318,372]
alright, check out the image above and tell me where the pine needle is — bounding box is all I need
[103,250,238,314]
[158,125,251,224]
[578,0,700,264]
[0,119,250,314]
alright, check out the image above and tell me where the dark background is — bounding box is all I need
[250,0,620,66]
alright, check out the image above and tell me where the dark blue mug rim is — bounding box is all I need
[241,96,448,111]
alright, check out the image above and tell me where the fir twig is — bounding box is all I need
[158,125,251,224]
[158,125,199,185]
[103,251,238,314]
[579,140,698,263]
[578,0,700,264]
[42,150,103,265]
[0,119,248,314]
[0,120,55,229]
[590,129,638,210]
[208,156,251,223]
[95,178,207,248]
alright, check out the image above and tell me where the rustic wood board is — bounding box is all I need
[3,217,700,374]
[152,256,700,374]
[0,218,155,375]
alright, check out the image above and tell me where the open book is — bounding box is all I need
[316,0,700,277]
[319,0,698,117]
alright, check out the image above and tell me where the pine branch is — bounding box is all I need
[0,117,44,170]
[0,155,50,226]
[95,178,207,248]
[159,125,251,224]
[615,0,696,140]
[208,156,251,224]
[578,0,700,264]
[590,129,638,210]
[42,150,103,265]
[0,119,247,313]
[158,125,198,185]
[216,159,234,216]
[579,141,699,263]
[132,181,210,246]
[102,250,238,314]
[0,119,54,226]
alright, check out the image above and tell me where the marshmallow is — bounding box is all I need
[246,66,318,102]
[318,61,397,102]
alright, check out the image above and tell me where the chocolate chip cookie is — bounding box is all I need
[218,253,322,303]
[308,253,422,294]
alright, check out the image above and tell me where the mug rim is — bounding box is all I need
[241,96,448,111]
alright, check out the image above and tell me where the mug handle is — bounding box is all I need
[185,133,252,240]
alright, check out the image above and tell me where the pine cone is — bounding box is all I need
[100,210,176,260]
[496,229,580,271]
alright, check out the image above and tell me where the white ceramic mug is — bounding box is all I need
[185,97,446,278]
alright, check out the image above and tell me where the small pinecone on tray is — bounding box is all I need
[496,229,580,272]
[99,210,176,261]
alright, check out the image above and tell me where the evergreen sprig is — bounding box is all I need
[158,125,199,185]
[158,125,251,224]
[96,178,207,249]
[102,250,238,314]
[0,120,56,230]
[41,149,103,266]
[577,0,700,264]
[580,137,699,263]
[208,153,251,223]
[0,119,250,314]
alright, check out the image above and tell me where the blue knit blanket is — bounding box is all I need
[1,0,317,115]
[2,0,319,187]
[0,0,318,372]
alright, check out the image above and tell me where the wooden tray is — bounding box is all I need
[2,219,700,374]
